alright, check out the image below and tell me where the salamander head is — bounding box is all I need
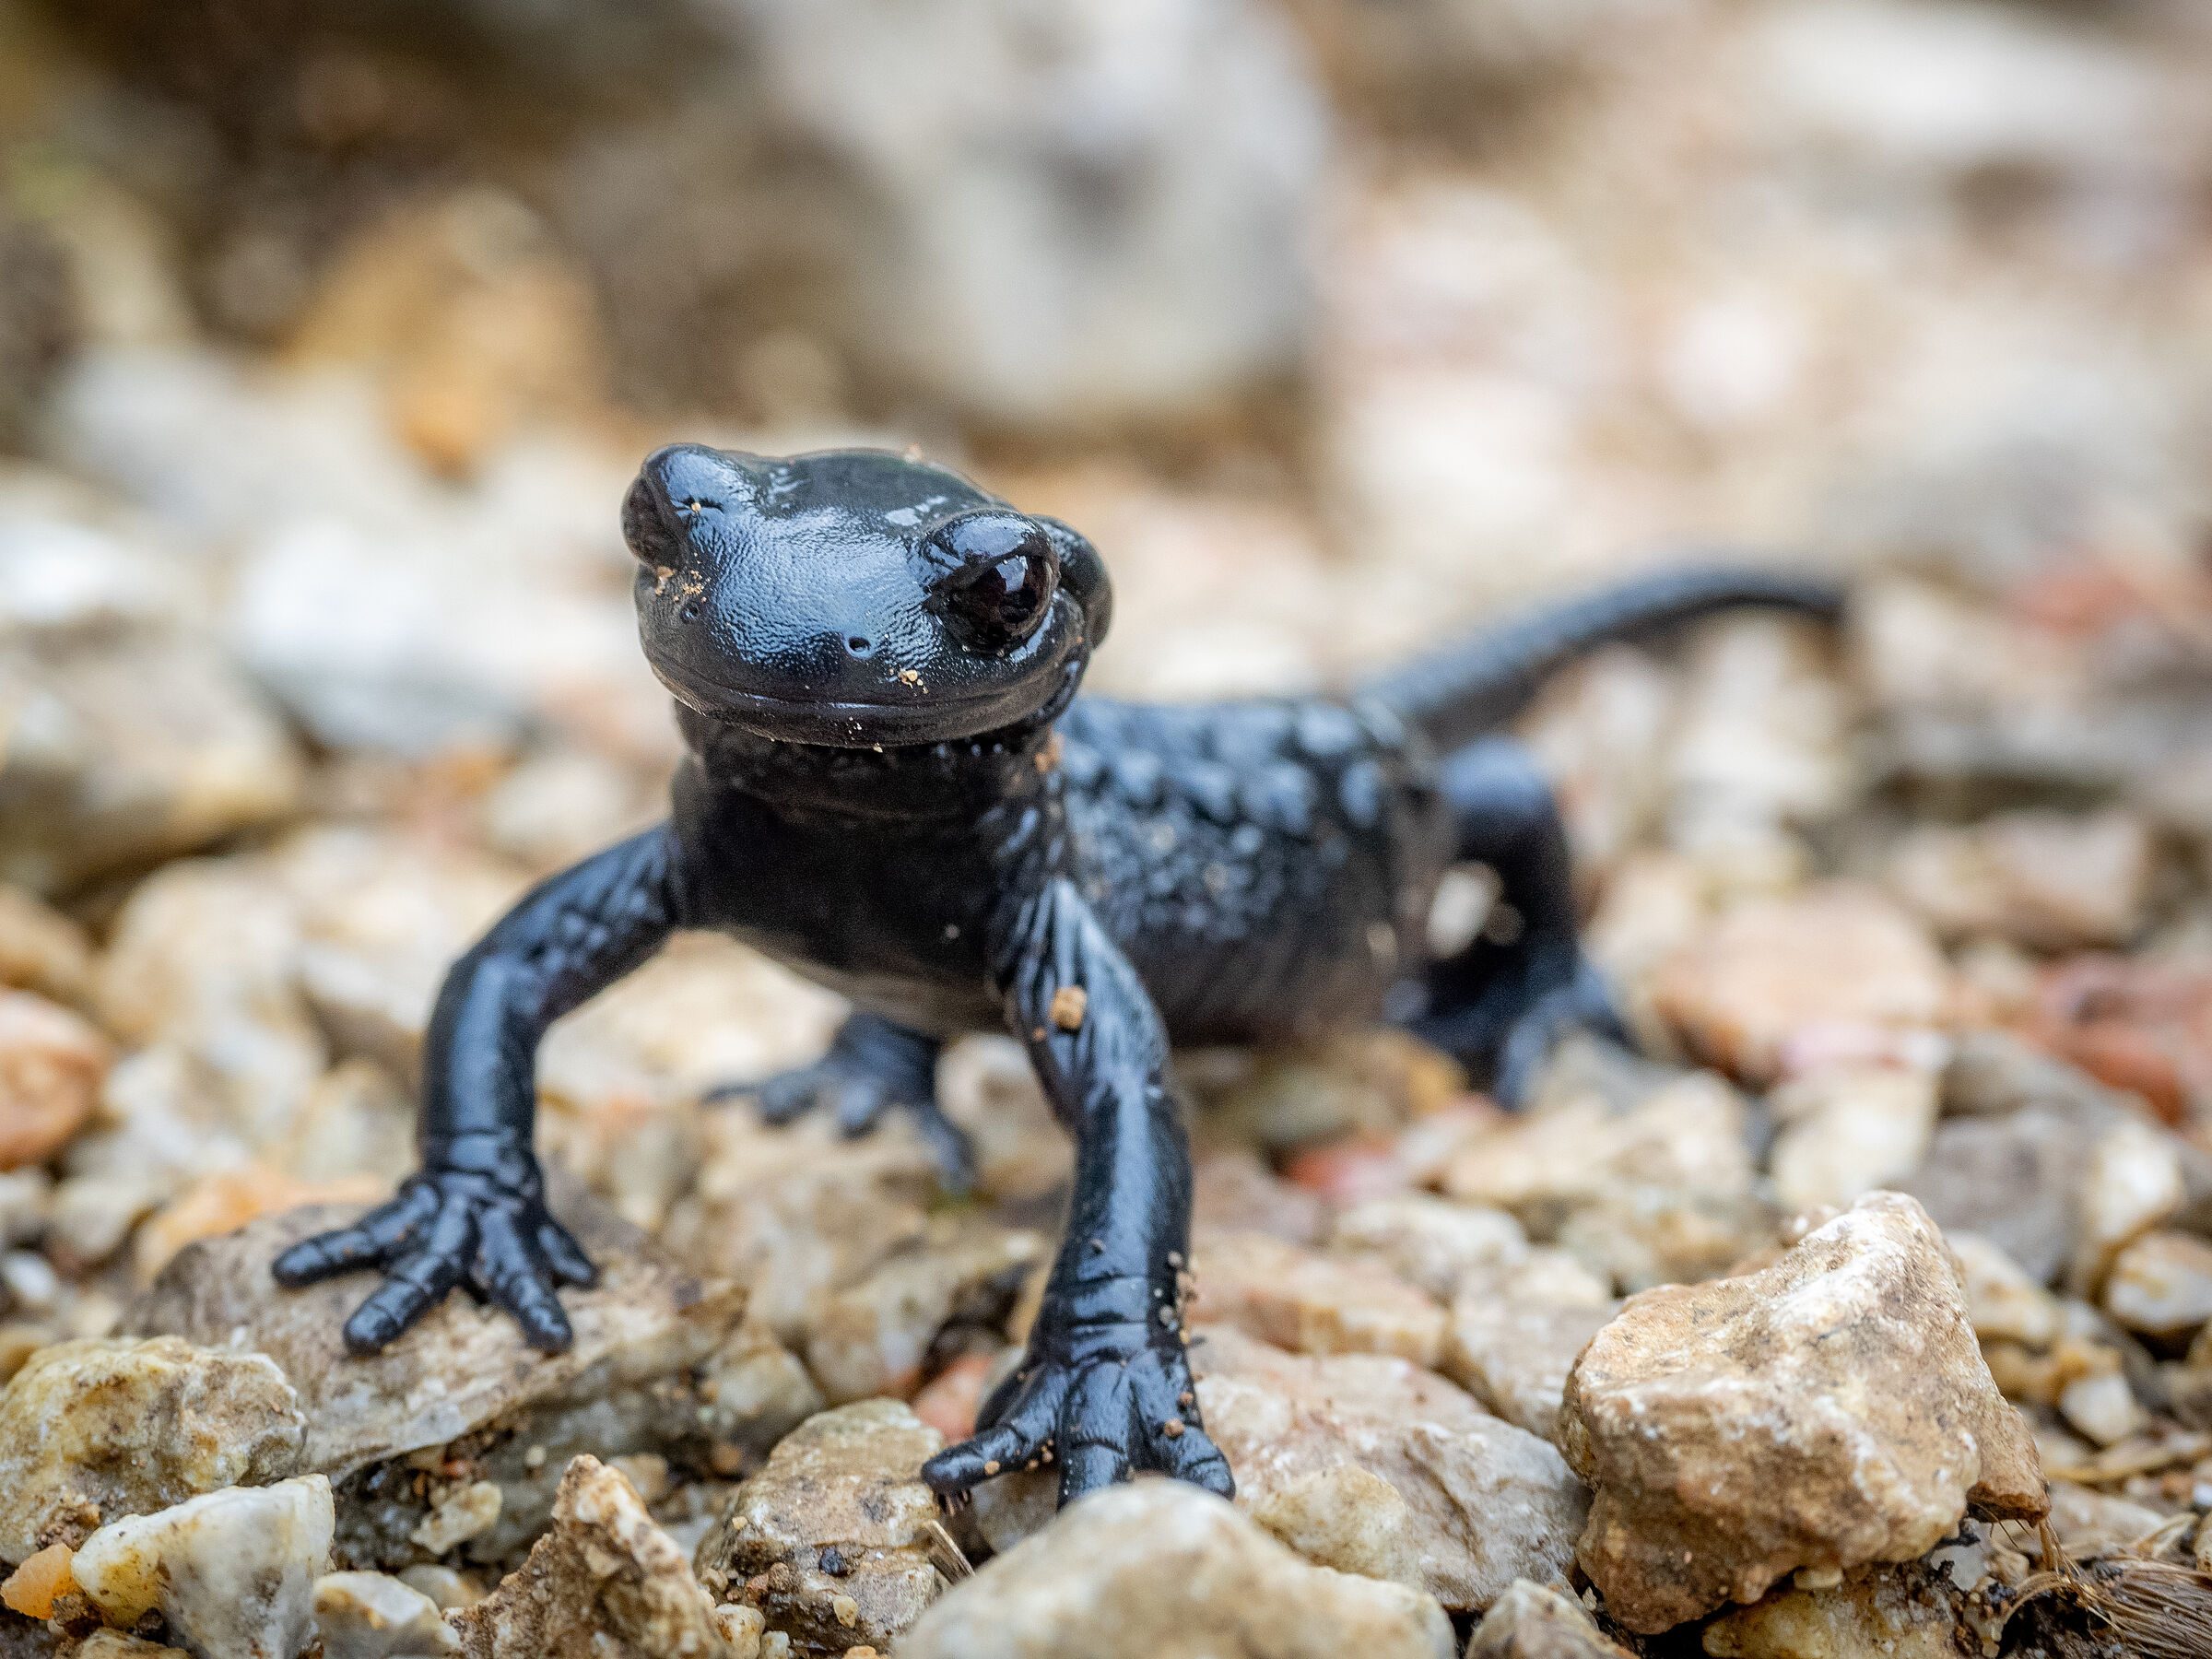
[623,444,1112,747]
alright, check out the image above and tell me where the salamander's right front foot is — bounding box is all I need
[271,1146,595,1356]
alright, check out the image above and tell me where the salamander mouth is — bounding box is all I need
[646,657,1074,747]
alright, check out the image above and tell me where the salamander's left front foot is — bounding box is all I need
[271,1138,595,1356]
[920,1278,1233,1508]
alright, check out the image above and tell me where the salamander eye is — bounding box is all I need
[925,515,1059,653]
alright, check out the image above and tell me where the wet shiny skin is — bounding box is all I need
[273,444,1843,1511]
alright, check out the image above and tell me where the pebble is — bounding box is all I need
[1441,1067,1754,1243]
[2069,1115,2185,1297]
[313,1571,461,1659]
[1766,1065,1939,1213]
[0,884,94,1007]
[2055,1369,2148,1447]
[1192,1326,1589,1610]
[1324,1194,1527,1300]
[1442,1294,1618,1445]
[0,1335,304,1562]
[1557,1193,2047,1632]
[447,1455,731,1658]
[2101,1229,2212,1343]
[72,1474,334,1659]
[1699,1564,1966,1659]
[898,1481,1454,1659]
[1886,808,2155,950]
[1188,1229,1448,1365]
[804,1218,1042,1403]
[1899,1107,2091,1285]
[131,1185,752,1566]
[1947,1232,2060,1348]
[1464,1578,1631,1658]
[1649,887,1949,1084]
[662,1108,937,1346]
[694,1400,947,1653]
[0,990,109,1171]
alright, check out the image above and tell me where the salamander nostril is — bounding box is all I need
[845,635,875,657]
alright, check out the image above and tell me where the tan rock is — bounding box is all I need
[1324,1194,1526,1300]
[694,1318,828,1457]
[1465,1579,1631,1658]
[73,1474,334,1659]
[804,1218,1042,1403]
[1192,1327,1588,1611]
[1886,808,2155,951]
[1947,1232,2060,1348]
[0,1335,304,1562]
[449,1456,731,1659]
[1558,1192,2046,1633]
[1767,1065,1939,1213]
[1188,1229,1447,1365]
[0,885,93,1006]
[694,1400,947,1653]
[0,991,106,1171]
[2102,1230,2212,1343]
[0,1540,74,1618]
[127,1191,744,1483]
[2070,1116,2185,1297]
[1700,1564,1966,1659]
[313,1570,461,1659]
[663,1109,939,1345]
[2055,1369,2147,1447]
[1649,887,1949,1084]
[0,632,303,896]
[1899,1107,2087,1285]
[1441,1069,1753,1238]
[1189,1146,1326,1243]
[2044,1481,2168,1557]
[898,1481,1454,1659]
[1441,1296,1617,1446]
[132,1164,388,1283]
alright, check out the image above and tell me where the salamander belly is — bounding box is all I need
[1056,696,1453,1046]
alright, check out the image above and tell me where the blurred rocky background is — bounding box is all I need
[2,0,2212,1655]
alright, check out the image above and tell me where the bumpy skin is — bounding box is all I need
[275,444,1841,1511]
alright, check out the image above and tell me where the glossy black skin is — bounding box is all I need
[274,444,1842,1512]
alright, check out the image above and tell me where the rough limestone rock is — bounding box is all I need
[694,1399,947,1653]
[0,1336,305,1562]
[312,1571,461,1659]
[1556,1192,2047,1632]
[448,1456,731,1659]
[1648,887,1949,1084]
[1325,1195,1527,1301]
[1189,1229,1447,1364]
[1464,1578,1631,1658]
[898,1481,1454,1659]
[72,1475,334,1659]
[1442,1296,1617,1445]
[0,991,109,1171]
[1700,1565,1969,1659]
[1899,1107,2087,1284]
[128,1194,744,1480]
[803,1219,1041,1403]
[1193,1327,1587,1610]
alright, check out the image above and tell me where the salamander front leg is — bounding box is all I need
[921,878,1232,1509]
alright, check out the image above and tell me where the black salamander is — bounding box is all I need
[274,444,1841,1511]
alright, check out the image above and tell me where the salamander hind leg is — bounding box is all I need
[1403,736,1628,1106]
[706,1011,973,1188]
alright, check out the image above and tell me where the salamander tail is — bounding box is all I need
[1359,562,1846,750]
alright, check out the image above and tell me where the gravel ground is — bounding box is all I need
[3,2,2212,1655]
